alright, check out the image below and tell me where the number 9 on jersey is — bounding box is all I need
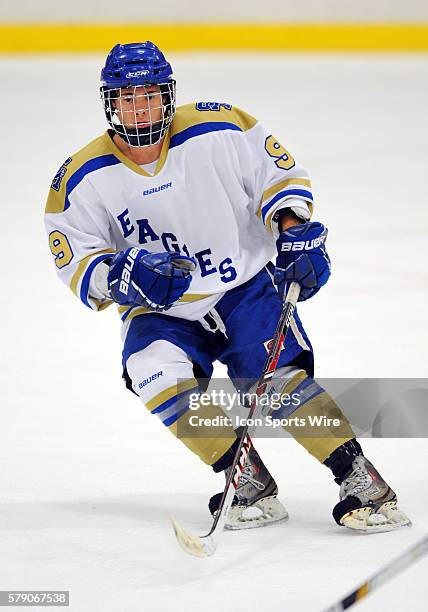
[49,230,74,268]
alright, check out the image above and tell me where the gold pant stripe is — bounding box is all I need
[146,378,198,412]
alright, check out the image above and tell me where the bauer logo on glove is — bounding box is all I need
[118,247,140,297]
[280,233,326,252]
[274,221,331,301]
[108,247,196,311]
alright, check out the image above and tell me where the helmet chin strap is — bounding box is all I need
[117,120,166,147]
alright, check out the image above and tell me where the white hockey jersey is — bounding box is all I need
[45,102,313,327]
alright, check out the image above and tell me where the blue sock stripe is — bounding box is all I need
[293,377,325,405]
[151,394,177,415]
[271,377,325,421]
[151,387,195,414]
[150,386,198,430]
[163,403,191,427]
[156,397,190,422]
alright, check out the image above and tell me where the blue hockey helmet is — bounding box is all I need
[100,41,176,147]
[101,41,173,88]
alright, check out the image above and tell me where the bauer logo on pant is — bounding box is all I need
[138,371,163,389]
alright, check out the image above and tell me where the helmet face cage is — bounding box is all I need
[101,79,176,147]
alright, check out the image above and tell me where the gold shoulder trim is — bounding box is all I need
[45,134,113,214]
[171,103,257,137]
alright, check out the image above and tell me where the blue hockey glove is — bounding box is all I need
[108,247,196,311]
[274,221,331,301]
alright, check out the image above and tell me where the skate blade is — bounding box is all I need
[225,496,289,530]
[341,501,412,533]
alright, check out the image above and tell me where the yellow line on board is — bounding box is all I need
[0,23,428,53]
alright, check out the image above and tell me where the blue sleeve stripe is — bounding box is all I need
[261,188,314,223]
[80,253,114,309]
[170,122,242,149]
[64,154,120,211]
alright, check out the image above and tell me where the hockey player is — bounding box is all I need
[45,41,409,532]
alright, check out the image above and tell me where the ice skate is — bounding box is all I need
[209,444,288,530]
[333,455,411,533]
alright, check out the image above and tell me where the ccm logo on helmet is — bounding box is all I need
[281,235,326,252]
[125,70,149,78]
[119,247,139,295]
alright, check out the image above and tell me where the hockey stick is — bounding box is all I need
[323,534,428,611]
[171,281,301,557]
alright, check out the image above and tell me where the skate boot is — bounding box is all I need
[326,441,411,533]
[209,443,288,530]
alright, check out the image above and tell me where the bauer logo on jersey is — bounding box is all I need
[281,235,326,252]
[195,102,233,112]
[51,157,72,192]
[143,182,173,196]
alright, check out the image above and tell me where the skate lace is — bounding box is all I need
[342,462,372,497]
[237,464,265,491]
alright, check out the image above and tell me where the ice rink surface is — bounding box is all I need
[1,53,428,611]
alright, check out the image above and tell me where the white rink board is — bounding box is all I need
[1,0,428,22]
[0,54,427,611]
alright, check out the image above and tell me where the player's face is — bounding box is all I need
[115,85,163,128]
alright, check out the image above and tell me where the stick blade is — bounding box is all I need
[171,516,216,558]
